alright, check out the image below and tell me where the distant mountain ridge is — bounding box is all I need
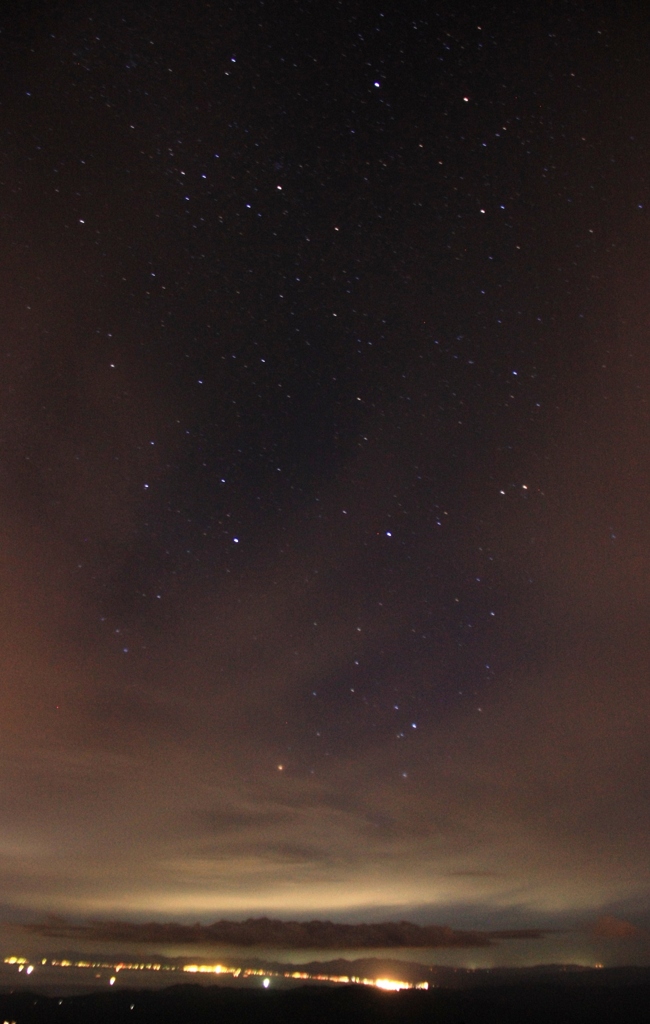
[20,952,650,990]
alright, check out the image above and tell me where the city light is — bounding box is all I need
[3,955,429,992]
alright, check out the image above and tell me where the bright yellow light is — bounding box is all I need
[375,978,410,991]
[183,964,229,975]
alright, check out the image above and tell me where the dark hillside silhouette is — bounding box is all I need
[1,981,649,1024]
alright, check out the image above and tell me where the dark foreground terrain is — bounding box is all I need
[0,981,649,1023]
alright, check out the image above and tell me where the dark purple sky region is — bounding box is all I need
[1,0,650,966]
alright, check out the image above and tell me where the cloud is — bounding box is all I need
[447,871,502,879]
[587,916,647,940]
[25,916,544,949]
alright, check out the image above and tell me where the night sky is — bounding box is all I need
[2,0,650,965]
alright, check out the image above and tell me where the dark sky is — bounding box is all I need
[1,0,650,965]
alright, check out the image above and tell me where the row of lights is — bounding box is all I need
[5,955,427,992]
